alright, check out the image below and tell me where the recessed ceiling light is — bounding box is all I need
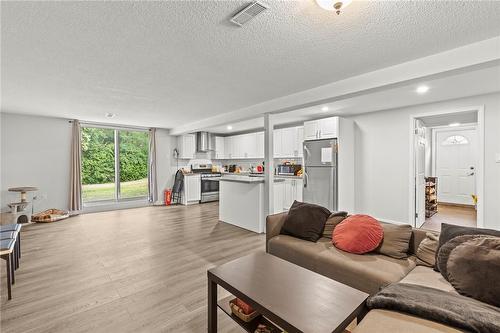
[105,112,116,119]
[321,106,329,112]
[226,125,233,130]
[315,0,352,15]
[416,85,429,94]
[448,122,460,127]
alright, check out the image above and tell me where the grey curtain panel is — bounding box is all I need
[69,120,83,212]
[148,128,158,203]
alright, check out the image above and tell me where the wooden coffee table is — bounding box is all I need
[208,252,368,333]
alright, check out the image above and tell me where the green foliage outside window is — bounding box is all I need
[81,127,149,185]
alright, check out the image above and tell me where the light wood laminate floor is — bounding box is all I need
[1,202,264,333]
[421,203,476,232]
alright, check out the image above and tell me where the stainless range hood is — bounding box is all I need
[196,132,215,152]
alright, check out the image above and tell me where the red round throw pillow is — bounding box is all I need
[333,214,383,254]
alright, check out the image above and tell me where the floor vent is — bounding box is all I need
[230,1,268,27]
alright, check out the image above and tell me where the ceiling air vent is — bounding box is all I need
[230,1,268,27]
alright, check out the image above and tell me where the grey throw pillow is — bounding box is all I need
[375,222,413,259]
[447,237,500,307]
[437,235,487,280]
[435,223,500,271]
[416,232,439,267]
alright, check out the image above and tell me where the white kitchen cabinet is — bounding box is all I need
[224,136,233,159]
[296,127,304,158]
[273,181,284,214]
[282,178,304,211]
[304,120,319,140]
[215,136,225,159]
[177,134,196,159]
[273,130,283,158]
[273,126,303,158]
[256,132,264,158]
[241,133,257,158]
[304,117,339,140]
[181,174,201,205]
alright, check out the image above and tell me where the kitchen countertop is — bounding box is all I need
[220,172,302,180]
[219,175,285,183]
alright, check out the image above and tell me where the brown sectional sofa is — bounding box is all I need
[265,212,464,333]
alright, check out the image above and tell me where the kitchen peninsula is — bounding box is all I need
[219,175,285,233]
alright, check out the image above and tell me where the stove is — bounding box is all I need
[191,164,221,203]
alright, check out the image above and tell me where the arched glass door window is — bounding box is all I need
[442,135,469,146]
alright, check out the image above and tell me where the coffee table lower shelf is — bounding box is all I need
[217,295,283,333]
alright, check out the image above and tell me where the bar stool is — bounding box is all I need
[0,224,22,259]
[0,231,19,271]
[1,238,16,300]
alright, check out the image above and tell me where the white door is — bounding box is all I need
[274,129,283,158]
[414,120,426,228]
[296,127,304,158]
[436,128,477,205]
[215,136,224,159]
[256,132,264,158]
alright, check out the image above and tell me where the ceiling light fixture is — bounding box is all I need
[315,0,352,15]
[416,85,430,94]
[448,122,460,127]
[227,125,233,130]
[105,112,116,119]
[321,106,329,112]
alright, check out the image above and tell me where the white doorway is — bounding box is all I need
[409,107,484,230]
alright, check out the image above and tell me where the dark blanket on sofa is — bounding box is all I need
[367,283,500,333]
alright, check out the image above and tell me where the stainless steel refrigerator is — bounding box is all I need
[303,139,338,211]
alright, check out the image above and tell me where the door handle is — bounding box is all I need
[467,172,475,176]
[304,171,308,188]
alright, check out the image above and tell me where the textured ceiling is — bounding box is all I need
[2,1,500,128]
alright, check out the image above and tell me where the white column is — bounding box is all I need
[264,114,274,218]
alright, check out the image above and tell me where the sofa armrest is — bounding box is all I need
[266,212,288,252]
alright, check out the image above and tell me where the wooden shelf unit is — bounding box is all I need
[425,177,438,218]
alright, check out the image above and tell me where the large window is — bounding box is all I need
[82,127,149,203]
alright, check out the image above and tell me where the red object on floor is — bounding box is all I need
[333,214,383,254]
[164,189,172,205]
[235,298,254,315]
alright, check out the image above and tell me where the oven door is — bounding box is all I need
[200,178,219,202]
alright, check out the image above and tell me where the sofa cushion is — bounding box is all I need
[333,215,384,254]
[400,266,457,294]
[267,235,332,272]
[376,222,413,259]
[416,233,439,267]
[447,236,500,307]
[436,234,485,279]
[322,211,348,238]
[352,309,462,333]
[436,223,500,271]
[280,201,330,242]
[314,244,416,295]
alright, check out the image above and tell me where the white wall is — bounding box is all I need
[348,92,500,230]
[1,113,72,212]
[155,129,177,203]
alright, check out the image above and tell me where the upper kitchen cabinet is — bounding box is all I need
[274,126,304,158]
[240,133,257,158]
[223,136,234,159]
[177,134,196,159]
[256,132,264,158]
[214,136,225,159]
[304,117,339,140]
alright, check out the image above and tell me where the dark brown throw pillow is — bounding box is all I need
[435,223,500,271]
[281,201,331,242]
[437,234,487,280]
[322,211,348,239]
[447,237,500,307]
[375,222,413,259]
